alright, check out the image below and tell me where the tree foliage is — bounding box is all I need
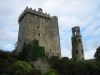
[19,40,45,61]
[44,69,57,75]
[94,46,100,61]
[1,43,100,75]
[0,50,16,74]
[9,60,33,75]
[52,57,100,75]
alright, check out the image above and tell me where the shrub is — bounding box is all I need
[9,60,32,75]
[44,69,57,75]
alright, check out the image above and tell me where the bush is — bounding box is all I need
[94,46,100,61]
[9,60,33,75]
[44,69,57,75]
[19,40,45,61]
[0,50,16,74]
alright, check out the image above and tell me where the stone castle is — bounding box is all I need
[71,26,84,61]
[15,7,84,60]
[16,7,61,57]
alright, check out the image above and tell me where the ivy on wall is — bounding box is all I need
[72,37,78,61]
[19,39,45,61]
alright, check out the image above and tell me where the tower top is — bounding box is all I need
[72,26,80,30]
[72,26,81,37]
[18,7,55,22]
[38,8,42,12]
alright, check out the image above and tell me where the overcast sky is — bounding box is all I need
[0,0,100,59]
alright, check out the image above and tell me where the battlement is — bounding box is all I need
[72,26,81,37]
[19,7,54,22]
[72,26,80,31]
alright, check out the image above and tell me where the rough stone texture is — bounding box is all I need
[16,7,61,58]
[33,58,50,75]
[71,26,84,61]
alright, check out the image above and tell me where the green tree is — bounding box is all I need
[94,46,100,61]
[0,50,16,74]
[9,60,33,75]
[19,40,45,61]
[44,69,57,75]
[94,46,100,74]
[49,56,60,68]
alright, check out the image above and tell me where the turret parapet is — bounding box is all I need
[25,6,29,10]
[51,16,58,21]
[19,7,51,22]
[72,26,80,30]
[48,14,50,17]
[72,26,80,37]
[38,8,42,12]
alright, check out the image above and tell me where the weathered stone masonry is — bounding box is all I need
[16,7,61,57]
[71,26,84,61]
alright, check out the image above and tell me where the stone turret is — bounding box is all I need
[71,26,84,61]
[18,7,51,22]
[16,7,61,58]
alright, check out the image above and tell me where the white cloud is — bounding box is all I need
[61,48,72,58]
[84,49,96,59]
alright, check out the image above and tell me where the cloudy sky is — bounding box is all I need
[0,0,100,59]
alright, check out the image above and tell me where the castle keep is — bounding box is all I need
[71,26,84,61]
[16,7,61,57]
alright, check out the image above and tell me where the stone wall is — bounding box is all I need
[33,58,50,75]
[16,7,61,58]
[71,26,84,61]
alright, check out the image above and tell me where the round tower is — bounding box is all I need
[71,26,84,61]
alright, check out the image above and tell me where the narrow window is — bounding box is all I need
[76,50,78,54]
[50,49,51,51]
[38,66,40,68]
[57,53,59,56]
[75,32,77,35]
[81,49,83,54]
[79,39,81,43]
[78,29,80,32]
[38,33,40,36]
[37,26,39,28]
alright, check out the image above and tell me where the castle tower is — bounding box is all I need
[15,7,61,58]
[71,26,84,61]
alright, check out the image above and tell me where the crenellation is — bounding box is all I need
[33,8,36,11]
[25,6,29,11]
[19,7,53,22]
[52,16,57,19]
[29,8,33,13]
[47,13,50,17]
[44,13,49,17]
[38,8,42,12]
